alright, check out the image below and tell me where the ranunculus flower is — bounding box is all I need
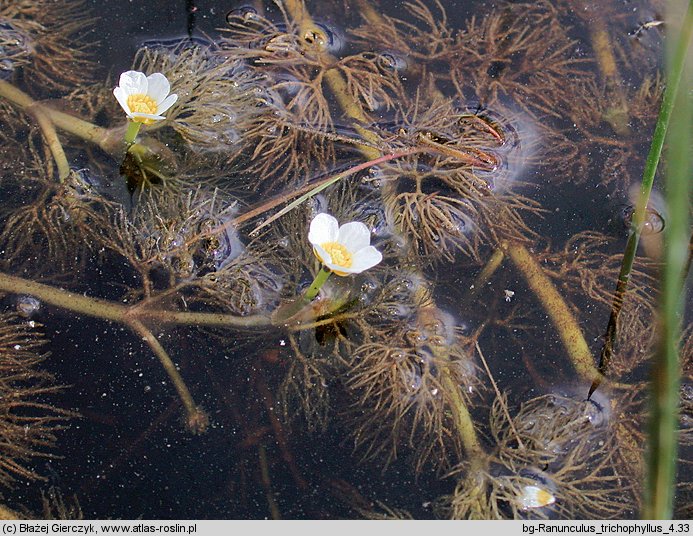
[113,71,178,125]
[308,213,382,276]
[519,485,556,510]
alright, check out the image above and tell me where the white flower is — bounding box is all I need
[308,213,382,276]
[519,485,556,510]
[113,70,178,125]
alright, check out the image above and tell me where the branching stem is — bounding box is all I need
[0,272,270,328]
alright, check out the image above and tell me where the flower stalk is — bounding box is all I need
[304,267,332,302]
[271,267,333,326]
[123,120,142,145]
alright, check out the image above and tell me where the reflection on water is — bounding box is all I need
[0,0,689,520]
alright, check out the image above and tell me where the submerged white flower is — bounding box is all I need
[113,70,178,125]
[308,213,382,276]
[519,485,556,510]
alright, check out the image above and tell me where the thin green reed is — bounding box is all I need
[644,0,693,519]
[590,0,693,400]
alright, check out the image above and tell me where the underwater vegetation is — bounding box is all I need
[0,0,690,520]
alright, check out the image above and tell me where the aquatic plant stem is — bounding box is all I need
[416,296,485,468]
[257,444,281,519]
[282,0,382,159]
[0,79,34,109]
[283,0,491,473]
[123,121,142,145]
[587,18,630,135]
[0,79,119,154]
[29,106,70,182]
[271,267,332,326]
[305,267,332,301]
[0,272,270,328]
[0,271,271,431]
[250,1,493,238]
[46,108,120,154]
[441,370,485,469]
[292,0,597,396]
[503,242,602,384]
[127,318,208,434]
[644,0,693,519]
[590,0,693,399]
[468,248,505,299]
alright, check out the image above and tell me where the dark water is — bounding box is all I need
[0,0,689,521]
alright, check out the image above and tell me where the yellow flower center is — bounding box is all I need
[534,489,555,507]
[127,94,159,121]
[321,242,353,268]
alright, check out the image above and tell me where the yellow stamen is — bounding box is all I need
[520,485,556,509]
[127,94,159,124]
[536,489,555,506]
[319,242,353,269]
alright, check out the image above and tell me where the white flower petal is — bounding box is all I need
[119,70,148,95]
[114,71,177,124]
[157,93,178,115]
[308,213,339,246]
[520,486,555,509]
[324,261,351,274]
[337,221,371,251]
[129,112,167,122]
[349,246,382,273]
[113,87,131,115]
[312,244,332,265]
[146,73,171,104]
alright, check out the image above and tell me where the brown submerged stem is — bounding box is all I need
[467,248,505,300]
[257,444,281,520]
[127,318,208,434]
[0,271,271,431]
[0,272,271,328]
[588,19,630,135]
[0,79,119,153]
[440,369,485,469]
[248,148,424,235]
[416,291,486,469]
[283,0,382,159]
[503,242,602,383]
[416,133,498,169]
[28,106,70,182]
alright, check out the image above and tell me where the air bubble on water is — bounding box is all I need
[377,52,408,72]
[226,6,258,25]
[16,295,40,318]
